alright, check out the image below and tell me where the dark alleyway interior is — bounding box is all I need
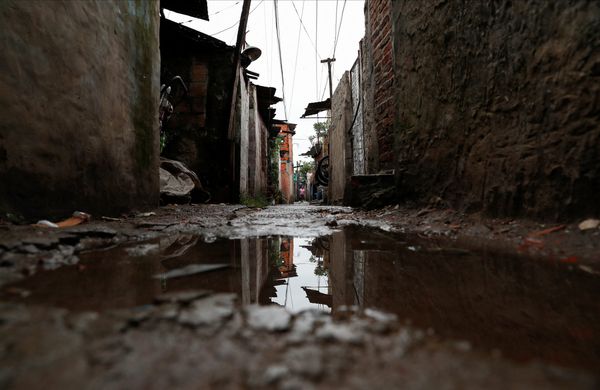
[1,0,599,388]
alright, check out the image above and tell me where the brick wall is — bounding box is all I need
[364,0,395,172]
[160,22,235,202]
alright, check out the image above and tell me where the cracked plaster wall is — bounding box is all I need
[0,0,160,221]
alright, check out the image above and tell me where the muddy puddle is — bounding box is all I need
[2,226,600,371]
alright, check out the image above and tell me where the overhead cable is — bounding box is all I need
[290,1,322,60]
[274,0,288,120]
[209,1,240,16]
[212,0,264,37]
[289,0,306,112]
[332,0,347,57]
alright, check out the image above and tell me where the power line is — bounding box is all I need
[209,1,240,16]
[332,0,347,57]
[274,0,288,120]
[289,0,306,113]
[315,0,319,101]
[212,0,264,37]
[290,1,322,60]
[334,0,339,47]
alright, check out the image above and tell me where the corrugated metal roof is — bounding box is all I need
[162,0,209,21]
[301,98,331,118]
[161,18,232,51]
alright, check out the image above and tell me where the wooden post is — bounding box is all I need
[321,57,336,101]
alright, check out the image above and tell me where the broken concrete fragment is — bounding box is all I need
[245,305,292,332]
[315,321,364,344]
[154,290,211,304]
[287,310,323,343]
[177,294,236,326]
[364,308,398,324]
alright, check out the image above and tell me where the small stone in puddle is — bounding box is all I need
[154,289,211,304]
[246,305,292,332]
[263,365,289,384]
[125,243,159,256]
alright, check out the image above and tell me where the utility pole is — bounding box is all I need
[320,57,336,100]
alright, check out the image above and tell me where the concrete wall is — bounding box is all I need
[328,72,353,204]
[392,0,600,219]
[0,0,160,221]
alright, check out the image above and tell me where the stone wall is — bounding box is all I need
[0,0,160,221]
[328,72,354,204]
[392,0,600,219]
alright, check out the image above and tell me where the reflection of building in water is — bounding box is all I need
[301,237,332,307]
[259,237,297,305]
[302,286,332,307]
[278,238,297,278]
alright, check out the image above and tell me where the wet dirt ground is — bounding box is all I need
[0,203,599,389]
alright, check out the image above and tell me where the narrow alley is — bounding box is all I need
[1,0,599,389]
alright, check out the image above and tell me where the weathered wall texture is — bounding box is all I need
[392,0,600,219]
[247,85,268,197]
[278,128,295,204]
[350,58,365,176]
[238,75,250,196]
[0,0,160,221]
[328,72,354,204]
[363,0,395,173]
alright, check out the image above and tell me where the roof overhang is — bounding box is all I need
[161,0,209,21]
[301,98,331,118]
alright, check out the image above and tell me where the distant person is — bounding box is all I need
[299,187,305,200]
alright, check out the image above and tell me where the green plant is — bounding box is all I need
[240,193,269,208]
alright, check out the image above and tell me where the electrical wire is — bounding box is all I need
[209,1,240,16]
[212,0,264,37]
[290,1,322,60]
[315,0,319,101]
[334,0,339,46]
[274,0,288,120]
[332,0,347,57]
[289,0,306,113]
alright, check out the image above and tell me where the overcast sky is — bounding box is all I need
[165,0,366,165]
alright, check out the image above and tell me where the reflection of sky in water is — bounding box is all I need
[272,238,330,313]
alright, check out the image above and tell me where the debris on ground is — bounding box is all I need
[33,211,91,228]
[578,218,600,231]
[160,157,211,204]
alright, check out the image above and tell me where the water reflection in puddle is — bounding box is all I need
[270,237,331,313]
[3,226,600,371]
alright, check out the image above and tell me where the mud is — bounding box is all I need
[1,203,599,388]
